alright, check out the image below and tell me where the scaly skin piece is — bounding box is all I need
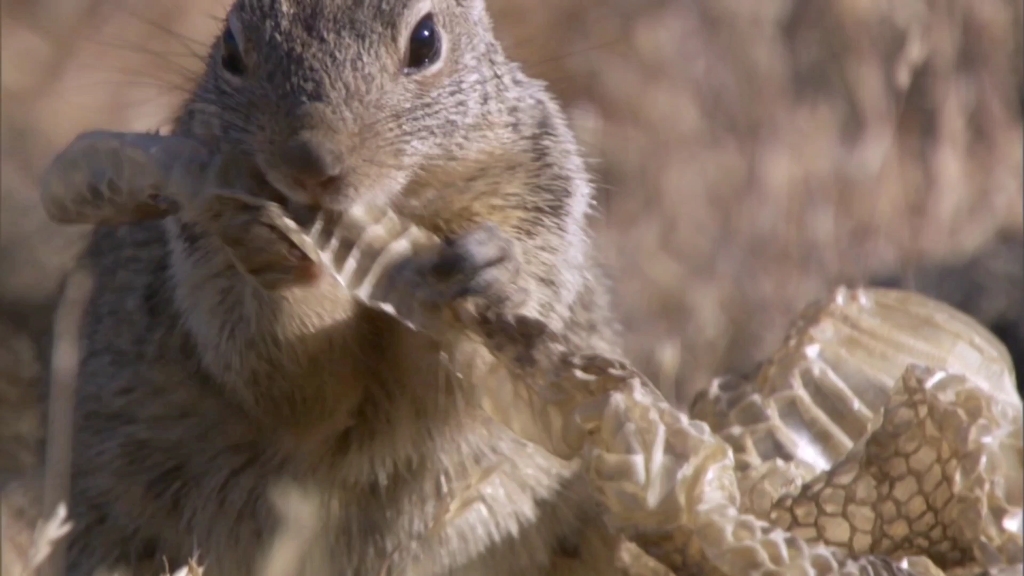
[765,365,1023,568]
[691,287,1018,475]
[692,286,1023,571]
[38,129,1023,575]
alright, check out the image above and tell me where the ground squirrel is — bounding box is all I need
[64,0,628,574]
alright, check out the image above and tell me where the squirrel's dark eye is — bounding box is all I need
[405,13,441,72]
[220,27,245,76]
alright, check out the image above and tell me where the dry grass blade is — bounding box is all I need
[254,483,327,576]
[161,555,205,576]
[15,501,74,576]
[37,268,94,576]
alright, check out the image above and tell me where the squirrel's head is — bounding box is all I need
[179,0,515,210]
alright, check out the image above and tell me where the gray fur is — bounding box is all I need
[65,0,629,574]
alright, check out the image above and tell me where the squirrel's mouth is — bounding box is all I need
[235,159,325,229]
[257,162,350,213]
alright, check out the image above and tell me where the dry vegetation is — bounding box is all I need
[1,0,1021,572]
[489,0,1023,405]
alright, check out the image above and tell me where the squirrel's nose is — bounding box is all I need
[280,135,343,193]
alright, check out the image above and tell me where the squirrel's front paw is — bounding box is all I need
[423,223,520,306]
[374,223,522,328]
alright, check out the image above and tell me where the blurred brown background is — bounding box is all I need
[2,0,1022,483]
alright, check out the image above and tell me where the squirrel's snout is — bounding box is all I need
[279,134,344,199]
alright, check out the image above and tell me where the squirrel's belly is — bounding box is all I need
[301,422,597,575]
